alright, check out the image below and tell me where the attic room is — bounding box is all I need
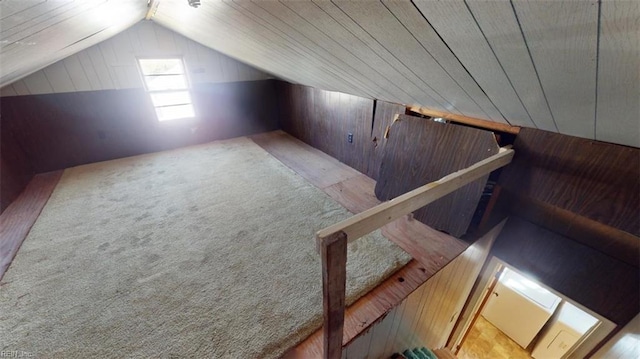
[0,0,638,358]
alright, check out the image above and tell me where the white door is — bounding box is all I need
[482,269,561,348]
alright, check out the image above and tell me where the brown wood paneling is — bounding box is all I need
[492,216,639,326]
[375,114,499,237]
[277,82,374,175]
[0,171,62,280]
[502,189,639,268]
[1,80,279,173]
[0,128,34,213]
[367,100,406,180]
[499,128,640,236]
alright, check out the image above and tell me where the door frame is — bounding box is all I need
[447,256,616,358]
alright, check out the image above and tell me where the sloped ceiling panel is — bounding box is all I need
[151,0,507,121]
[1,0,638,148]
[0,0,148,87]
[0,21,272,96]
[151,0,638,147]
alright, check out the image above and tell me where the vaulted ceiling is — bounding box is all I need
[1,0,638,148]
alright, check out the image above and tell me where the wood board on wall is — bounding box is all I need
[374,114,499,237]
[499,128,640,237]
[367,100,407,180]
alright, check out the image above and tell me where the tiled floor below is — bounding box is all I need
[458,316,532,359]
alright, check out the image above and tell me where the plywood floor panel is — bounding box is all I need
[0,171,63,280]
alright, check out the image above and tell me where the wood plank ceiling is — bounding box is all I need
[0,0,147,88]
[0,0,638,148]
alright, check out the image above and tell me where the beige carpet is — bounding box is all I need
[0,137,411,358]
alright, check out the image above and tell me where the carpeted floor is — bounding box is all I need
[0,137,411,358]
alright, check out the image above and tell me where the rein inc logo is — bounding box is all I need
[0,351,34,358]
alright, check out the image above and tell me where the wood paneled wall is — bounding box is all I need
[500,128,640,236]
[1,21,271,96]
[277,82,377,176]
[0,130,34,213]
[0,80,279,208]
[495,127,640,269]
[491,217,639,326]
[344,221,502,358]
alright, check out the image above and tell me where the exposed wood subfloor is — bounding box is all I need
[251,131,468,357]
[0,171,63,280]
[0,131,468,357]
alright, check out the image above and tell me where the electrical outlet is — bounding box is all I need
[347,133,353,143]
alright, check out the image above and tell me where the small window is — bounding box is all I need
[138,58,195,121]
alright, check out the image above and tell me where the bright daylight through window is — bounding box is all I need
[138,58,195,122]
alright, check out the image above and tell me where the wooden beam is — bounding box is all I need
[407,105,521,134]
[317,148,515,244]
[144,0,160,20]
[319,231,348,359]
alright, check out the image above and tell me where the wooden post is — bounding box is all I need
[319,231,348,359]
[315,147,515,359]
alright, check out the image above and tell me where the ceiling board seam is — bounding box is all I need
[249,0,381,99]
[0,0,45,21]
[2,1,100,44]
[409,0,510,125]
[381,0,490,119]
[330,0,455,111]
[161,20,292,84]
[212,1,337,88]
[280,0,420,104]
[211,3,344,92]
[593,0,602,140]
[508,0,560,133]
[462,0,536,129]
[310,0,428,105]
[60,28,107,51]
[0,0,71,32]
[162,3,336,91]
[223,0,371,97]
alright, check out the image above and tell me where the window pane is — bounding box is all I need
[156,104,195,121]
[144,75,187,91]
[139,59,184,75]
[150,91,192,107]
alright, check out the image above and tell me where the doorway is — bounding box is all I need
[451,258,616,359]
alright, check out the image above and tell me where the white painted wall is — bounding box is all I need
[0,21,272,97]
